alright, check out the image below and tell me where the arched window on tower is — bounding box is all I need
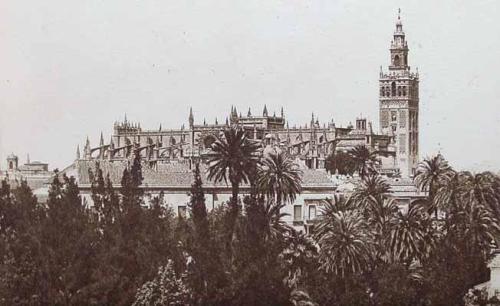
[391,82,397,96]
[386,86,390,96]
[394,55,400,66]
[398,86,402,96]
[403,86,407,96]
[380,87,385,97]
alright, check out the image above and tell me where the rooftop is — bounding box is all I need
[74,159,334,189]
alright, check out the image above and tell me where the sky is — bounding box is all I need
[1,0,499,171]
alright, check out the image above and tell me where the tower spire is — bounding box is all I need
[76,145,80,160]
[263,104,268,117]
[388,8,408,70]
[189,107,194,127]
[84,136,91,159]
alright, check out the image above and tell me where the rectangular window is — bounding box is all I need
[294,205,302,221]
[380,110,389,128]
[399,134,406,153]
[178,205,187,218]
[399,110,406,128]
[309,205,317,220]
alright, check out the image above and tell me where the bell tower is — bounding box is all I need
[379,10,419,177]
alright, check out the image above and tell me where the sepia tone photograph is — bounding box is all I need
[1,1,499,305]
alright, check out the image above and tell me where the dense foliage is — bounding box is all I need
[1,128,500,305]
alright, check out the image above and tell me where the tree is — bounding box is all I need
[281,229,318,289]
[256,150,302,206]
[314,202,373,277]
[187,162,224,304]
[133,260,191,306]
[365,197,399,261]
[40,173,98,304]
[349,145,378,178]
[0,180,46,305]
[207,128,260,207]
[206,127,260,242]
[389,203,434,265]
[414,154,454,214]
[420,169,500,306]
[229,194,292,305]
[325,151,357,176]
[433,171,462,216]
[444,172,500,254]
[0,179,14,233]
[460,171,500,217]
[261,200,292,241]
[352,173,391,209]
[189,162,209,243]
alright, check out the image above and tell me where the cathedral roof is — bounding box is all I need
[73,160,333,189]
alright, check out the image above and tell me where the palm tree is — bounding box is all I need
[366,197,399,259]
[318,194,355,217]
[352,173,391,209]
[349,145,378,178]
[460,171,499,211]
[433,171,462,216]
[462,200,500,252]
[388,203,434,265]
[314,202,373,277]
[325,151,356,175]
[444,171,500,253]
[256,150,302,206]
[281,229,318,288]
[414,154,454,214]
[206,127,261,212]
[262,200,292,241]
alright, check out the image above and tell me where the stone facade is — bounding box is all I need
[81,110,398,176]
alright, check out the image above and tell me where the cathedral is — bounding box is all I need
[58,12,423,229]
[77,11,419,178]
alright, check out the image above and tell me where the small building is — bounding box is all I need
[0,154,53,191]
[471,250,500,303]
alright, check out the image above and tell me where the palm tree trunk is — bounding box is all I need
[429,185,437,219]
[226,180,240,257]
